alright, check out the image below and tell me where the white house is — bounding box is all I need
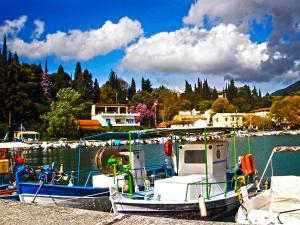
[91,104,140,127]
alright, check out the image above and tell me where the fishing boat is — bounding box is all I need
[0,142,33,200]
[16,131,166,211]
[109,127,255,220]
[235,146,300,225]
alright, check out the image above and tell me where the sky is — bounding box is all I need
[1,0,300,94]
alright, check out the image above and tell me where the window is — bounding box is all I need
[225,118,228,122]
[106,119,111,125]
[184,150,205,163]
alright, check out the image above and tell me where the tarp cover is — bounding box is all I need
[0,142,32,149]
[271,176,300,213]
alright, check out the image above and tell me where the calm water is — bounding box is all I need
[24,135,300,178]
[22,135,300,221]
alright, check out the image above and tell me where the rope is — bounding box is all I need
[31,180,44,203]
[277,208,300,224]
[42,190,111,205]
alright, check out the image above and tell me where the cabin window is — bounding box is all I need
[184,150,205,163]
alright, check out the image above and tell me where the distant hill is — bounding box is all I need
[272,80,300,96]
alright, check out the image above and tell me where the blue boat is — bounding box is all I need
[16,131,166,211]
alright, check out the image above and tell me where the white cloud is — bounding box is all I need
[0,15,27,38]
[121,24,268,80]
[31,19,45,39]
[9,17,143,61]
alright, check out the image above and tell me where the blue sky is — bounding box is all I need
[1,0,299,94]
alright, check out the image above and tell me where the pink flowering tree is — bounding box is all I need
[129,103,155,125]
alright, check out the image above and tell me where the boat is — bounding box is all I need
[235,146,300,225]
[0,142,33,200]
[109,127,255,220]
[15,131,166,211]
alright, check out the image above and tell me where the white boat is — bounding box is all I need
[109,128,255,220]
[235,146,300,225]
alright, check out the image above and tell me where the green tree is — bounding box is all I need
[141,77,152,93]
[93,78,100,103]
[50,65,71,99]
[42,88,84,137]
[198,100,214,112]
[127,78,136,101]
[226,79,238,103]
[211,98,235,114]
[72,62,83,94]
[131,91,153,108]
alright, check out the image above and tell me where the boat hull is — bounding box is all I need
[111,193,240,220]
[18,182,111,211]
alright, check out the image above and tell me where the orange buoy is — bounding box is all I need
[0,149,7,160]
[241,153,255,175]
[164,140,172,156]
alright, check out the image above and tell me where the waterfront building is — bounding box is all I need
[212,113,247,128]
[91,103,140,127]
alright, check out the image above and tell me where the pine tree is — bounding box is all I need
[72,62,83,93]
[127,78,136,101]
[226,79,238,102]
[141,77,152,93]
[212,87,218,100]
[82,69,94,101]
[50,65,71,99]
[93,78,100,103]
[202,79,210,100]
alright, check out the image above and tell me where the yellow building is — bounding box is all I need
[212,113,248,128]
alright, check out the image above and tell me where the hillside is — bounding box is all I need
[272,80,300,96]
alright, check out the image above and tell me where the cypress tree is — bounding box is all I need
[127,78,136,101]
[72,62,83,93]
[13,52,19,63]
[93,78,100,103]
[82,69,94,100]
[1,36,7,64]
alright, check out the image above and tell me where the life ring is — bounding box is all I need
[0,149,7,160]
[240,153,255,175]
[164,140,172,156]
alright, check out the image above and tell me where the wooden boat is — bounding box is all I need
[16,132,166,211]
[109,128,255,220]
[235,146,300,224]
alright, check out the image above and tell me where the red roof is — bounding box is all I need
[75,120,102,130]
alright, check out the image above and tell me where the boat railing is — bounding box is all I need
[184,179,231,201]
[64,169,100,186]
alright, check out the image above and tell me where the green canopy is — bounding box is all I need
[83,131,162,141]
[82,127,232,141]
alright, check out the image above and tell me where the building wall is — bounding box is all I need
[91,104,140,127]
[212,113,246,128]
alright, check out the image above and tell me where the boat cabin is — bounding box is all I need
[155,140,229,201]
[14,131,40,142]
